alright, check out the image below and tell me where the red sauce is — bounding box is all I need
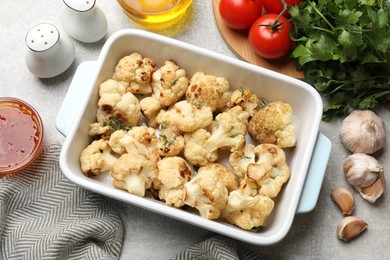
[0,105,40,168]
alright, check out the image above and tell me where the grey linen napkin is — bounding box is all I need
[173,235,272,260]
[0,144,123,260]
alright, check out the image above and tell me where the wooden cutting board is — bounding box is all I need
[212,0,303,78]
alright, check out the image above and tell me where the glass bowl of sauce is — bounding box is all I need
[0,97,44,178]
[117,0,192,25]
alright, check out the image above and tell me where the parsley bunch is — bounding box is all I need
[289,0,390,121]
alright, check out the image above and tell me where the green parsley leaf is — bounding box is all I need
[104,117,132,133]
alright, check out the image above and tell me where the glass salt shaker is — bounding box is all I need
[25,23,75,78]
[60,0,108,43]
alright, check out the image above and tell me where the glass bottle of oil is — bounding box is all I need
[117,0,192,25]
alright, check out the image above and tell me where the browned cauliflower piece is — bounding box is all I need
[204,106,248,152]
[112,52,156,95]
[186,71,231,111]
[184,129,218,166]
[183,106,248,167]
[222,179,274,230]
[183,163,235,220]
[99,79,127,97]
[152,60,189,106]
[155,157,193,208]
[140,60,189,127]
[230,143,290,198]
[88,122,110,140]
[110,153,157,197]
[97,80,141,127]
[108,126,159,164]
[80,139,118,177]
[229,144,256,180]
[230,88,261,118]
[248,101,296,148]
[139,96,162,128]
[155,100,213,133]
[157,124,185,157]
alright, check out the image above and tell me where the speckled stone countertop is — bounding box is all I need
[1,1,389,259]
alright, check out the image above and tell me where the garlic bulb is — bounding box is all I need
[340,110,386,154]
[343,153,385,203]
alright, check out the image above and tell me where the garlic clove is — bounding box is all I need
[356,170,385,203]
[337,216,368,242]
[331,187,355,215]
[343,153,385,203]
[340,110,386,154]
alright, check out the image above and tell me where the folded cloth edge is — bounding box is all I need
[0,144,124,260]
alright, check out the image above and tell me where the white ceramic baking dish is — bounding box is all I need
[57,29,331,246]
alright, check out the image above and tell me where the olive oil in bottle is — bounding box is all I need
[117,0,192,24]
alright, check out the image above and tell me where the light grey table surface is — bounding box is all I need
[1,1,389,259]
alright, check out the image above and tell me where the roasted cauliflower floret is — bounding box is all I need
[80,139,118,177]
[108,127,159,163]
[229,143,256,180]
[157,124,185,157]
[183,107,248,166]
[140,60,189,127]
[110,153,157,197]
[248,101,296,148]
[97,91,141,127]
[204,106,249,152]
[230,88,261,118]
[155,157,193,208]
[183,163,234,220]
[151,60,189,107]
[99,79,127,97]
[186,71,231,111]
[184,129,218,166]
[155,100,213,133]
[88,122,110,140]
[112,52,156,95]
[222,179,274,230]
[139,96,162,128]
[230,144,290,198]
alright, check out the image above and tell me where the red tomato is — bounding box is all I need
[262,0,303,17]
[219,0,263,30]
[248,13,294,59]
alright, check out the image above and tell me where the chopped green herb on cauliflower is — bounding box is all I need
[248,100,296,148]
[157,124,185,157]
[186,71,231,111]
[80,139,118,177]
[110,153,157,197]
[155,156,193,208]
[155,100,213,133]
[222,179,274,230]
[112,52,156,95]
[183,163,235,220]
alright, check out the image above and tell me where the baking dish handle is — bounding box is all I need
[56,61,331,214]
[56,61,97,136]
[296,133,331,214]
